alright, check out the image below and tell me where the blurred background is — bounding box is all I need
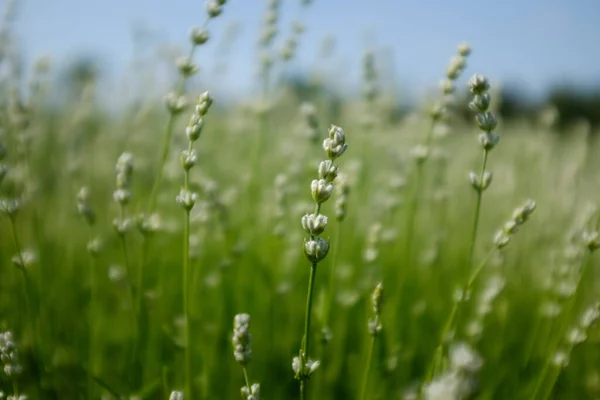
[2,1,600,399]
[10,0,600,129]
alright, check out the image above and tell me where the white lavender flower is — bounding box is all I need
[301,213,328,236]
[165,92,188,115]
[0,332,22,377]
[310,179,334,204]
[176,189,198,211]
[190,27,210,45]
[467,74,490,95]
[232,314,253,365]
[169,391,184,400]
[449,342,483,374]
[304,238,329,263]
[241,383,260,400]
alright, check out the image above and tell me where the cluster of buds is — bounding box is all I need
[258,0,280,75]
[165,92,188,115]
[334,173,350,222]
[553,302,600,369]
[298,102,319,143]
[176,92,213,211]
[430,42,471,123]
[363,223,382,264]
[302,125,348,264]
[423,342,483,400]
[494,200,537,249]
[113,153,134,236]
[362,51,379,104]
[259,0,279,47]
[368,282,384,337]
[232,314,253,366]
[241,383,260,400]
[468,74,499,150]
[136,213,162,237]
[0,331,22,377]
[232,314,261,400]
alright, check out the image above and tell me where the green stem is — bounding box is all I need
[300,262,318,400]
[183,142,194,398]
[88,227,96,400]
[360,332,377,400]
[467,149,489,269]
[183,207,192,399]
[530,253,592,400]
[423,248,496,387]
[243,367,252,396]
[136,235,147,325]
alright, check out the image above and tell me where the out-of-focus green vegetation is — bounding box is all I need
[1,1,600,400]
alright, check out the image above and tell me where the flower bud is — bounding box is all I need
[475,111,497,132]
[301,213,328,236]
[479,132,500,151]
[304,238,329,263]
[468,73,490,95]
[177,57,198,77]
[165,92,188,115]
[181,149,198,171]
[0,198,21,218]
[494,231,510,249]
[469,93,491,112]
[317,160,338,182]
[207,1,223,18]
[190,27,210,45]
[113,189,131,205]
[311,179,334,204]
[196,92,213,116]
[176,189,198,211]
[457,42,472,57]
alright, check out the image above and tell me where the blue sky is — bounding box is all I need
[11,0,600,100]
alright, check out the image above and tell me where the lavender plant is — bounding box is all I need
[294,125,347,399]
[176,91,213,399]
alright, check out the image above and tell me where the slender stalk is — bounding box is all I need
[423,248,496,386]
[243,367,252,396]
[467,149,489,268]
[183,141,193,399]
[88,226,96,400]
[530,253,592,400]
[360,331,376,400]
[396,119,436,310]
[135,235,148,323]
[300,262,318,400]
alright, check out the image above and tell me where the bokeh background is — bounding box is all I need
[2,1,600,400]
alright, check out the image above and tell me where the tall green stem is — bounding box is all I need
[422,248,496,388]
[183,140,193,399]
[360,331,377,400]
[183,208,192,399]
[88,226,97,400]
[530,253,592,400]
[467,149,489,268]
[300,262,318,400]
